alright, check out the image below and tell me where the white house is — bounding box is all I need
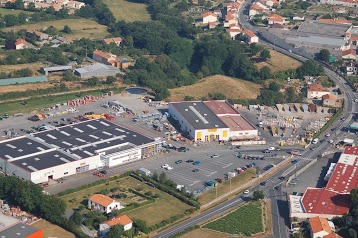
[249,2,269,17]
[306,83,330,99]
[293,14,305,21]
[88,194,122,214]
[342,49,357,60]
[202,12,217,24]
[99,215,133,236]
[243,29,259,43]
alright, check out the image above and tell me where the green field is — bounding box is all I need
[4,18,108,40]
[0,8,31,16]
[60,177,192,226]
[203,202,263,236]
[0,88,122,115]
[103,0,151,22]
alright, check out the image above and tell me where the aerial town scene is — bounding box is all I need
[0,0,356,237]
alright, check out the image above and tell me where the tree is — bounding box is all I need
[133,219,149,234]
[209,92,226,100]
[260,49,271,60]
[259,66,271,80]
[63,25,72,34]
[70,210,83,226]
[316,49,330,62]
[45,26,59,36]
[159,172,167,184]
[13,0,23,9]
[109,209,121,219]
[105,76,116,85]
[86,77,100,86]
[296,60,324,78]
[152,172,159,182]
[250,43,263,55]
[107,225,124,238]
[268,81,281,92]
[253,190,264,201]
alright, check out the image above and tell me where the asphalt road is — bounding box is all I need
[153,3,357,238]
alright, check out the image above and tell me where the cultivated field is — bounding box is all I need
[32,219,75,238]
[203,201,263,236]
[103,0,151,22]
[168,75,261,101]
[60,177,192,226]
[198,168,256,205]
[0,8,31,16]
[181,228,228,238]
[5,19,108,40]
[255,49,302,73]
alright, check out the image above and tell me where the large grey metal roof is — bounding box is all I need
[287,35,346,47]
[0,222,41,238]
[170,101,227,129]
[75,63,119,74]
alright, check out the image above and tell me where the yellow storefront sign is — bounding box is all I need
[197,132,202,140]
[208,129,217,132]
[223,130,228,137]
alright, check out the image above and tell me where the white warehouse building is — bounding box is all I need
[168,100,258,142]
[0,119,162,184]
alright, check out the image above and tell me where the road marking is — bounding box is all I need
[222,163,233,168]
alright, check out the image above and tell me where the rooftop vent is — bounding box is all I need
[193,103,197,105]
[195,120,199,122]
[21,226,25,229]
[215,125,219,127]
[204,114,207,116]
[185,109,188,111]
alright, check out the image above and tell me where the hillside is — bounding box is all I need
[168,75,261,101]
[255,49,302,73]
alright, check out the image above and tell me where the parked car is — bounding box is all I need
[175,160,183,164]
[161,164,169,169]
[186,159,194,163]
[166,166,173,170]
[292,160,298,164]
[278,176,285,180]
[260,181,267,186]
[192,168,199,172]
[193,161,201,165]
[211,154,219,158]
[267,147,275,151]
[178,147,189,152]
[243,190,250,194]
[312,138,319,144]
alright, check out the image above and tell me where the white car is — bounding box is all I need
[211,154,219,158]
[328,140,334,144]
[312,138,319,144]
[325,133,331,137]
[161,164,169,169]
[267,147,275,151]
[243,190,250,194]
[166,166,173,170]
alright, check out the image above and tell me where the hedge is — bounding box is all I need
[139,175,200,208]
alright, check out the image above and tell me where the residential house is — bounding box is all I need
[259,0,279,8]
[342,48,357,60]
[322,94,341,107]
[243,29,259,43]
[213,9,222,17]
[293,14,305,21]
[249,2,269,17]
[307,83,330,99]
[55,0,69,5]
[228,28,242,39]
[267,14,285,25]
[88,194,122,214]
[227,2,241,12]
[225,13,239,26]
[34,2,52,9]
[117,58,130,69]
[202,12,217,24]
[208,22,218,29]
[102,37,122,46]
[323,233,343,238]
[93,49,117,66]
[346,62,358,75]
[350,35,358,45]
[27,30,50,41]
[99,215,133,236]
[65,0,85,9]
[309,216,337,238]
[6,38,31,50]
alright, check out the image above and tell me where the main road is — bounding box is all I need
[154,3,358,238]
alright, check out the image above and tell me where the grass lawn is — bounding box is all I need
[0,8,31,16]
[32,219,75,238]
[168,75,261,101]
[198,168,256,205]
[4,18,108,40]
[203,201,263,236]
[0,62,46,75]
[103,0,151,22]
[255,49,302,73]
[60,177,192,226]
[181,228,229,238]
[0,88,122,115]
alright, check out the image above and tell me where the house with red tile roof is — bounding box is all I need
[319,18,353,25]
[322,94,342,107]
[243,29,258,43]
[309,217,337,238]
[93,50,118,66]
[267,14,285,25]
[202,12,217,24]
[306,83,330,99]
[102,37,122,46]
[249,2,269,16]
[342,48,357,60]
[88,194,122,214]
[6,38,31,50]
[99,215,133,235]
[228,28,242,39]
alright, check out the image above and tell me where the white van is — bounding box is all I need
[312,138,319,144]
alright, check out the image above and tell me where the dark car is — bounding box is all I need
[278,176,285,180]
[178,147,189,152]
[175,160,183,164]
[260,181,267,186]
[99,170,107,175]
[186,159,194,163]
[192,168,199,172]
[292,160,298,164]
